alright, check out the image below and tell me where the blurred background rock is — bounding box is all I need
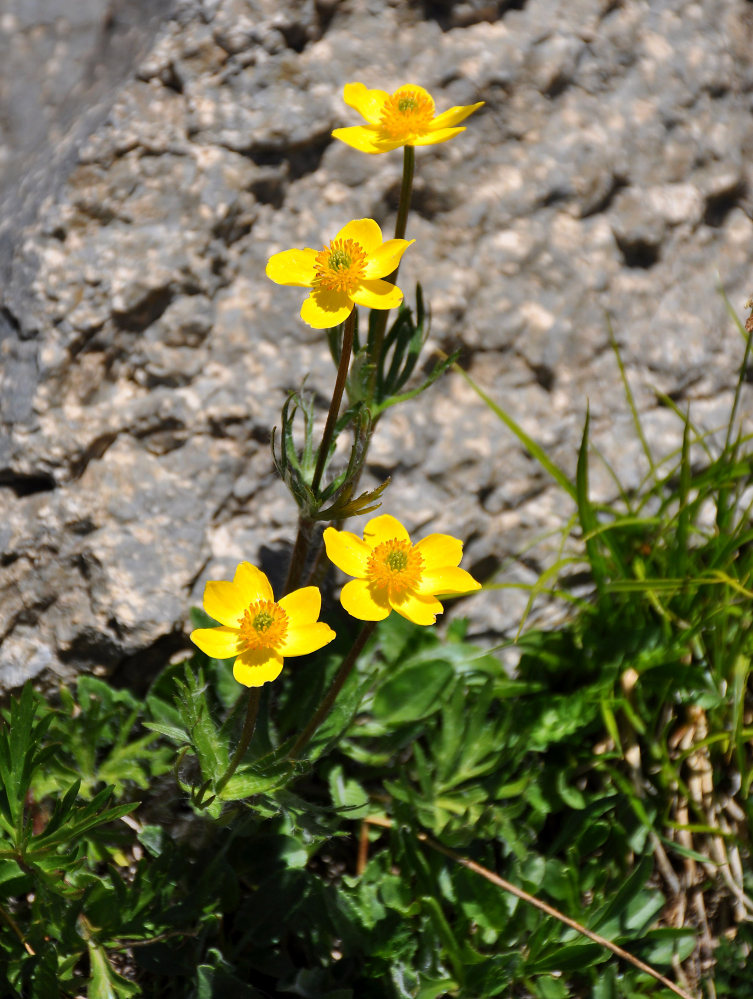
[1,0,752,687]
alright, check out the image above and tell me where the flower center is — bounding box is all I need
[238,599,288,651]
[379,87,435,141]
[366,538,424,598]
[313,237,367,294]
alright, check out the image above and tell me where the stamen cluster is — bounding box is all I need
[239,600,289,650]
[366,538,424,598]
[313,237,367,294]
[379,87,435,141]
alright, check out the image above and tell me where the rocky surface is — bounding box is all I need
[2,0,752,687]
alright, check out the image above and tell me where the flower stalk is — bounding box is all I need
[214,687,262,797]
[283,310,356,594]
[367,146,415,402]
[393,145,415,244]
[287,621,377,762]
[283,515,316,596]
[311,309,356,496]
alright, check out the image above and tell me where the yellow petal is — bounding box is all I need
[416,566,481,597]
[278,586,322,628]
[429,101,484,130]
[280,622,336,656]
[415,533,464,570]
[343,82,390,124]
[351,279,403,311]
[390,589,443,626]
[234,562,273,604]
[323,527,371,578]
[233,648,284,687]
[340,579,391,621]
[362,238,414,280]
[411,127,465,147]
[265,248,317,287]
[190,625,242,659]
[331,125,401,154]
[300,288,353,329]
[335,218,383,254]
[363,514,411,550]
[203,580,248,627]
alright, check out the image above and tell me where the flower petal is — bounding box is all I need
[203,580,248,627]
[234,562,274,604]
[362,514,411,550]
[411,127,466,147]
[416,566,481,597]
[331,125,401,154]
[279,622,336,656]
[429,101,484,130]
[323,527,371,578]
[340,579,391,621]
[415,533,464,571]
[300,288,353,329]
[351,279,404,311]
[233,648,284,687]
[278,586,322,628]
[190,625,242,660]
[390,590,443,626]
[265,248,318,287]
[343,82,389,124]
[335,218,383,253]
[362,239,414,279]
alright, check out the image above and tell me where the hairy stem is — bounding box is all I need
[367,144,415,403]
[311,309,356,496]
[214,688,261,797]
[283,310,356,594]
[283,515,315,595]
[288,621,377,762]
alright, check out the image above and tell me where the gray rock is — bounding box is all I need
[1,0,753,685]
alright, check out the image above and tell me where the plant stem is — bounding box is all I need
[283,311,356,594]
[214,688,261,797]
[393,144,415,243]
[288,621,377,762]
[283,515,315,595]
[367,145,415,403]
[311,309,356,496]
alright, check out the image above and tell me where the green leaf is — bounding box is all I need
[142,722,190,746]
[372,659,454,725]
[640,927,697,965]
[87,939,140,999]
[175,667,229,783]
[328,765,369,819]
[576,407,603,586]
[218,766,292,801]
[195,948,267,998]
[0,685,53,837]
[528,941,605,974]
[30,942,62,999]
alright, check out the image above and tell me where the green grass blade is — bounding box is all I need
[607,319,655,474]
[576,407,608,587]
[450,361,577,500]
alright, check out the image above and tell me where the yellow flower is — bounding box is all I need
[190,562,335,687]
[266,218,414,330]
[332,82,484,154]
[323,514,481,626]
